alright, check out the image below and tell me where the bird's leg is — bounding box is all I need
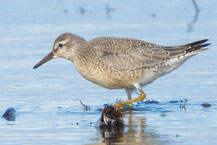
[114,89,146,110]
[125,88,133,107]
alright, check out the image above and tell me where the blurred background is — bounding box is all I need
[0,0,217,145]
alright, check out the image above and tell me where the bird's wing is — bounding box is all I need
[89,38,210,71]
[89,37,170,71]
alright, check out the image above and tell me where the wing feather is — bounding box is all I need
[88,38,209,71]
[89,37,169,71]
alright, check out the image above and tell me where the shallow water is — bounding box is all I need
[0,0,217,145]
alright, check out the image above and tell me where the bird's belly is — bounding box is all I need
[80,73,130,89]
[76,66,163,89]
[75,66,135,89]
[75,58,184,89]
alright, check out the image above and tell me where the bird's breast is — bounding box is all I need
[73,59,137,89]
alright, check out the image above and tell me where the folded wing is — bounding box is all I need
[89,38,210,71]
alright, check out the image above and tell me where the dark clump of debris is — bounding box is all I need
[2,107,16,121]
[99,105,124,143]
[169,100,179,103]
[100,105,123,130]
[201,102,211,108]
[169,99,188,104]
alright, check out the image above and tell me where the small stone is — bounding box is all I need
[2,107,16,121]
[201,103,211,108]
[64,9,68,13]
[169,101,178,103]
[176,134,179,137]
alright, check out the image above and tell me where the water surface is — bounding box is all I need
[0,0,217,144]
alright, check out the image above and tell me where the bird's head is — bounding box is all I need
[33,33,85,69]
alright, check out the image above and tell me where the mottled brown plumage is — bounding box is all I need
[33,33,210,109]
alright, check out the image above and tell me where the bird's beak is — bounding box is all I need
[33,52,54,69]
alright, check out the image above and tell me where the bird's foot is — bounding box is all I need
[129,103,133,108]
[114,90,146,110]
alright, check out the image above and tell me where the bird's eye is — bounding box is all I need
[59,43,63,47]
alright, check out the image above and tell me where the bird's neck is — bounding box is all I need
[71,43,93,63]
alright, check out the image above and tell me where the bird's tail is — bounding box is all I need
[184,39,210,54]
[164,39,211,56]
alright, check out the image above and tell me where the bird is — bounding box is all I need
[33,33,210,109]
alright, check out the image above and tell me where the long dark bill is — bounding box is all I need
[33,52,54,69]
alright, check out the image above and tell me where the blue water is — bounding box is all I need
[0,0,217,144]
